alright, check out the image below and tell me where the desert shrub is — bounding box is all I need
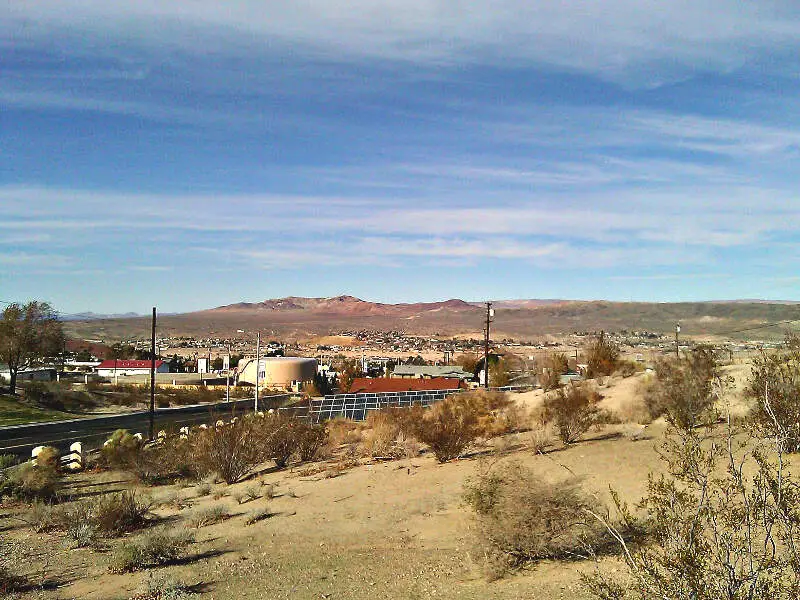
[66,520,100,549]
[0,461,61,501]
[260,482,277,499]
[242,483,261,502]
[540,352,569,391]
[615,360,638,378]
[325,418,364,446]
[643,346,724,430]
[584,413,800,600]
[259,413,299,469]
[34,446,60,470]
[464,461,624,579]
[488,400,528,436]
[157,490,190,511]
[195,483,212,497]
[245,507,274,526]
[162,386,221,406]
[528,421,555,454]
[23,381,64,410]
[128,438,197,485]
[361,409,412,458]
[0,562,27,596]
[294,422,328,462]
[410,394,485,463]
[186,505,229,528]
[26,501,67,532]
[111,529,194,573]
[746,336,800,452]
[585,333,620,378]
[132,575,193,600]
[0,454,18,470]
[91,490,152,535]
[100,429,143,469]
[543,383,604,444]
[488,357,511,388]
[193,417,263,484]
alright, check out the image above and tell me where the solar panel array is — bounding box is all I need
[309,389,463,422]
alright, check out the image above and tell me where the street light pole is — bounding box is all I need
[675,324,681,360]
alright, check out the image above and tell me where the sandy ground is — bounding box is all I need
[2,372,750,600]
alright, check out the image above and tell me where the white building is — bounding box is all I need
[96,359,170,378]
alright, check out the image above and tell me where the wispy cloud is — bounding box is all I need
[7,1,800,85]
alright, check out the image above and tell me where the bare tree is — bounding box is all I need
[0,302,64,394]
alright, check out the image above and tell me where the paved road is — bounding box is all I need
[0,394,292,458]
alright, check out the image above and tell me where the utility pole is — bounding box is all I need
[149,307,156,440]
[484,302,493,388]
[225,344,231,404]
[254,331,260,413]
[675,323,681,361]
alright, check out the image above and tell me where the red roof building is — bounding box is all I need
[96,359,169,376]
[348,377,462,394]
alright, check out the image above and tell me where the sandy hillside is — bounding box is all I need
[2,375,752,600]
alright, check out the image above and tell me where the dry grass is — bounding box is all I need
[110,530,194,573]
[326,418,365,447]
[186,504,230,528]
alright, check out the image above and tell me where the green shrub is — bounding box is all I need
[0,454,17,470]
[110,530,194,573]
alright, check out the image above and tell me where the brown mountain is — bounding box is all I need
[63,297,800,343]
[210,296,478,317]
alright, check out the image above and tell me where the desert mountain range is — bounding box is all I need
[62,296,800,342]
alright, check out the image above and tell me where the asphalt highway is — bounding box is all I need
[0,394,292,458]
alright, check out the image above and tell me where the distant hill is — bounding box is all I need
[210,295,478,316]
[62,296,800,342]
[60,311,142,321]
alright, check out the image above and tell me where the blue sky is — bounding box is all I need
[2,1,800,314]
